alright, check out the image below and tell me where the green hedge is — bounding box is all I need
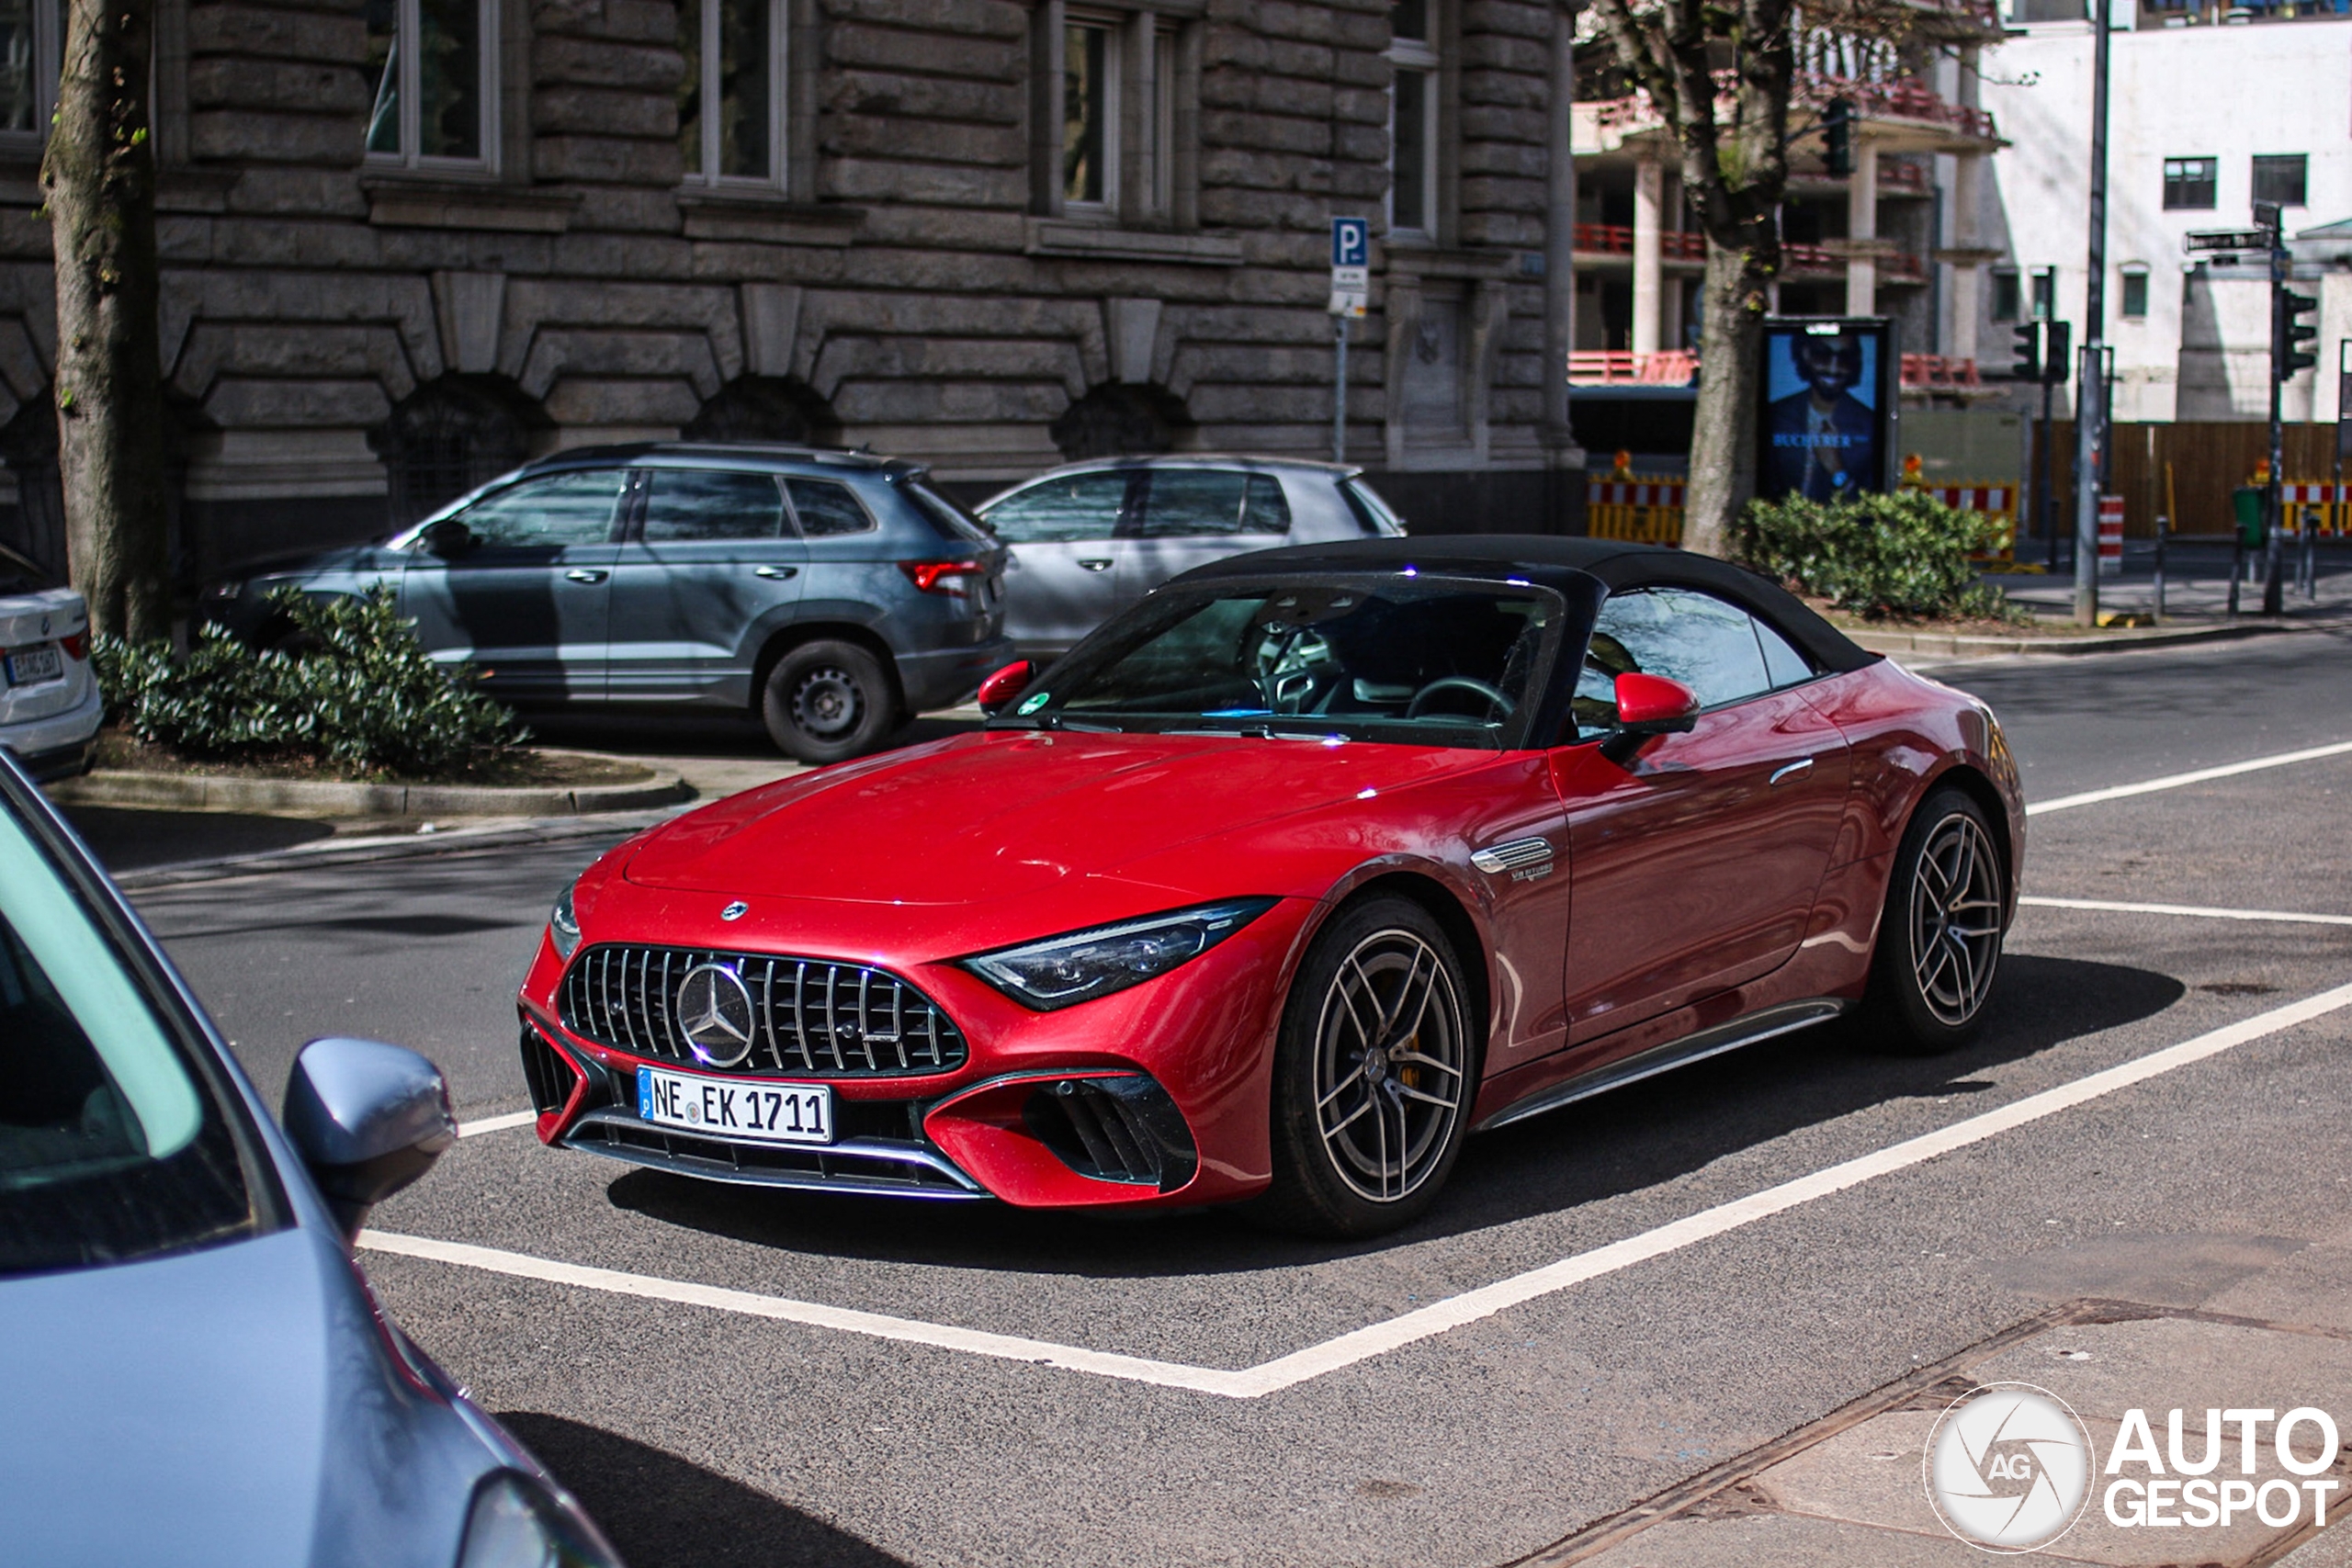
[94,588,526,778]
[1733,490,2023,622]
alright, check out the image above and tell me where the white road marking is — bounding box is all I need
[2027,739,2352,816]
[457,1110,537,1137]
[362,978,2352,1400]
[2021,895,2352,928]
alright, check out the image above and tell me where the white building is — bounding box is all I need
[1977,8,2352,423]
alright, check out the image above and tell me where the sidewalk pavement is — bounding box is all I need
[1527,1216,2352,1567]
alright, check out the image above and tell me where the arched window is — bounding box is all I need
[683,377,840,446]
[370,378,539,526]
[1049,383,1192,460]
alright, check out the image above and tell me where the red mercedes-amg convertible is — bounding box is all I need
[515,537,2021,1236]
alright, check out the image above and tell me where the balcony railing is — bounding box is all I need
[1799,74,1997,141]
[1568,351,1700,386]
[1574,223,1708,260]
[1900,354,1982,389]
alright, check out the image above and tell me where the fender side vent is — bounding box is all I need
[1022,1076,1198,1193]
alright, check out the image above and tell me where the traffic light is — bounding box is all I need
[1824,98,1854,177]
[2042,320,2072,387]
[2010,321,2041,382]
[2278,288,2318,379]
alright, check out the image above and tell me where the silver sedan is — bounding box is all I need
[974,457,1406,656]
[0,544,100,782]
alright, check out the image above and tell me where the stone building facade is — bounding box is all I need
[0,0,1580,578]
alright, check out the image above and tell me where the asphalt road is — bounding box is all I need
[107,625,2352,1568]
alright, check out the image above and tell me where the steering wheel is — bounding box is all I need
[1405,676,1515,720]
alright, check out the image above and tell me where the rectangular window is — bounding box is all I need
[1991,270,2020,323]
[2120,267,2149,319]
[2252,153,2307,209]
[2030,266,2054,321]
[0,0,59,141]
[679,0,782,186]
[1388,1,1439,237]
[367,0,494,168]
[2162,156,2217,210]
[1150,24,1175,215]
[1063,18,1116,209]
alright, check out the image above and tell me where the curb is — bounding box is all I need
[109,810,680,891]
[51,763,693,819]
[1847,617,2313,660]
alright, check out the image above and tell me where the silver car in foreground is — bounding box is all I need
[974,457,1406,655]
[0,750,620,1568]
[0,544,101,781]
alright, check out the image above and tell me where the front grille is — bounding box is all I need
[558,944,967,1077]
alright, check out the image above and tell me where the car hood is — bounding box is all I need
[624,729,1490,906]
[234,544,397,584]
[0,1225,485,1568]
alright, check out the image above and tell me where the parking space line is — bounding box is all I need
[2027,739,2352,816]
[457,1111,537,1137]
[360,978,2352,1400]
[2019,895,2352,927]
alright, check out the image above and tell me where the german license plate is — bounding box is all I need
[636,1065,832,1146]
[4,644,61,686]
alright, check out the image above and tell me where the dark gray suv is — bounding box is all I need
[201,445,1013,762]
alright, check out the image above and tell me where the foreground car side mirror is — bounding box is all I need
[283,1037,458,1239]
[977,659,1039,715]
[1611,672,1701,737]
[420,518,477,558]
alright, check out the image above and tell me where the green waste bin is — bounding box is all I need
[2232,486,2266,549]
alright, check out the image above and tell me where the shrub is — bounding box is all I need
[93,588,527,778]
[1734,490,2025,622]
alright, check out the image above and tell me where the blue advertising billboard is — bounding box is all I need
[1757,317,1898,502]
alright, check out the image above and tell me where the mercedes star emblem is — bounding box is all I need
[720,900,750,921]
[675,963,757,1067]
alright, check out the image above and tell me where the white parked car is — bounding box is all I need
[974,457,1407,655]
[0,544,100,781]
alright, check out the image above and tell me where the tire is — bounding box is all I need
[1862,786,2008,1055]
[1252,895,1477,1238]
[761,639,900,764]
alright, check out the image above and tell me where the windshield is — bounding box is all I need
[0,806,266,1276]
[899,479,996,545]
[999,578,1559,749]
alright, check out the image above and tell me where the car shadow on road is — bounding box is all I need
[497,1411,912,1568]
[602,953,2184,1279]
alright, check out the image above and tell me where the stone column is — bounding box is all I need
[1947,44,1986,365]
[1845,140,1878,318]
[1632,149,1664,356]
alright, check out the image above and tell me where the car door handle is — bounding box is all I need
[564,569,608,584]
[1077,558,1114,572]
[753,565,797,580]
[1769,758,1815,786]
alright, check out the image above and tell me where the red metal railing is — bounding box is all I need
[1574,223,1708,260]
[1900,355,1982,389]
[1592,79,1996,143]
[1567,351,1701,386]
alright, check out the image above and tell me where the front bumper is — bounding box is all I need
[516,895,1316,1210]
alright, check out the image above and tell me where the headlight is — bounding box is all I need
[548,883,582,961]
[457,1472,620,1568]
[963,898,1275,1011]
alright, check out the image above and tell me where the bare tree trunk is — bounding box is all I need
[1683,240,1773,558]
[45,0,168,642]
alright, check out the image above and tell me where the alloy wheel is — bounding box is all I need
[1907,811,2003,1027]
[1310,928,1467,1203]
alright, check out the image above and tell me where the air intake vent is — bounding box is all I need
[1022,1076,1197,1192]
[518,1027,579,1116]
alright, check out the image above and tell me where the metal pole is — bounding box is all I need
[2265,235,2287,615]
[1333,314,1349,465]
[2073,0,2111,625]
[1540,0,1582,534]
[2041,375,2059,571]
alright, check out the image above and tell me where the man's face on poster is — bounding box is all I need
[1794,334,1863,402]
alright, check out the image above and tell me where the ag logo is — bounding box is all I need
[675,963,756,1067]
[1926,1382,2093,1553]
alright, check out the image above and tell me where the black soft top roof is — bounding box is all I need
[1175,535,1877,675]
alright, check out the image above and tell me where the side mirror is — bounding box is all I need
[282,1037,458,1239]
[1612,671,1700,736]
[977,659,1039,715]
[420,518,477,558]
